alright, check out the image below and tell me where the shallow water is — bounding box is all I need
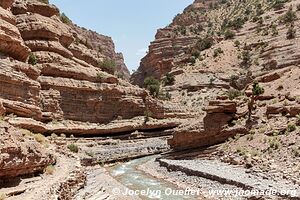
[108,156,199,200]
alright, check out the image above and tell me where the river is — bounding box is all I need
[108,156,199,200]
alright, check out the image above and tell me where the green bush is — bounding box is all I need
[272,0,286,10]
[98,58,116,74]
[194,36,213,52]
[28,53,37,65]
[213,48,223,58]
[144,110,152,123]
[240,50,252,66]
[163,73,175,85]
[60,13,71,24]
[227,89,242,100]
[144,77,160,97]
[286,25,296,39]
[67,144,79,153]
[234,40,241,47]
[226,17,246,30]
[252,81,264,96]
[287,122,296,132]
[224,29,235,39]
[282,6,297,24]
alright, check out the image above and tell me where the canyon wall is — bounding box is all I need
[0,0,165,125]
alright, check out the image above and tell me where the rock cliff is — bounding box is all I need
[0,0,166,125]
[0,0,175,182]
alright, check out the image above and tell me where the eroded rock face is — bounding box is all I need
[0,0,166,125]
[0,122,55,178]
[169,100,248,150]
[0,6,30,61]
[0,101,5,116]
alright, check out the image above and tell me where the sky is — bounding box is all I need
[50,0,193,72]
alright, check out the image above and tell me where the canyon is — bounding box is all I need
[1,0,300,199]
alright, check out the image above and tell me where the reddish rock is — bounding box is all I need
[12,0,59,17]
[0,100,5,116]
[0,122,55,178]
[16,14,74,47]
[131,36,198,86]
[267,104,300,117]
[169,100,247,150]
[0,0,14,9]
[0,7,30,61]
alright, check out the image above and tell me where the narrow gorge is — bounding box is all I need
[1,0,300,199]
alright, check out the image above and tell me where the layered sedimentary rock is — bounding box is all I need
[0,0,166,125]
[168,100,248,150]
[131,0,212,85]
[0,5,30,61]
[0,122,55,178]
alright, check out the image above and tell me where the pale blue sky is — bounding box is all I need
[50,0,193,72]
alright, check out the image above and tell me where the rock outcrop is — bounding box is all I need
[0,121,55,178]
[0,0,166,126]
[168,100,248,150]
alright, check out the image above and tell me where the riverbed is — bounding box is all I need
[108,156,199,200]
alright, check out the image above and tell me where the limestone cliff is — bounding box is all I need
[0,0,164,125]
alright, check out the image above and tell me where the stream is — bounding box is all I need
[108,156,199,200]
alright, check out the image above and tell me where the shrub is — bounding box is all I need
[191,49,200,58]
[269,138,280,150]
[282,6,297,24]
[158,91,172,101]
[227,89,242,100]
[144,110,152,123]
[213,48,223,58]
[226,17,246,30]
[96,72,104,80]
[98,58,116,74]
[44,165,55,175]
[234,40,241,47]
[144,77,160,97]
[240,50,251,66]
[189,56,196,65]
[286,25,296,39]
[34,133,46,144]
[163,73,175,85]
[252,81,264,96]
[67,144,79,153]
[60,13,71,24]
[272,0,285,10]
[287,122,296,132]
[194,36,213,52]
[224,29,235,39]
[28,53,37,65]
[271,24,279,36]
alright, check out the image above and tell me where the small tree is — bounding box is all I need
[144,77,160,97]
[248,81,264,119]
